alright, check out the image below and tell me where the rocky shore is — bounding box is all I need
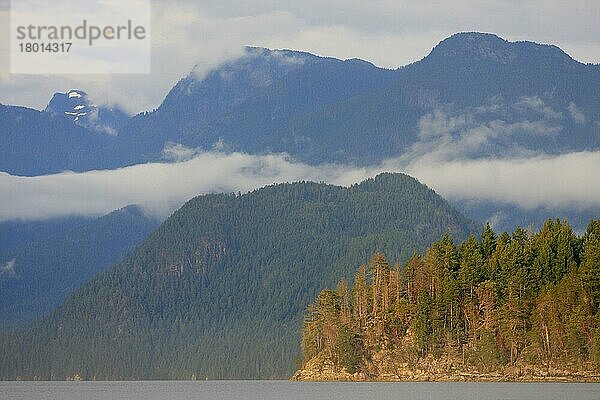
[292,352,600,382]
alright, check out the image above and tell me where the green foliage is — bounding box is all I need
[334,325,363,374]
[414,290,434,357]
[466,329,505,373]
[591,326,600,367]
[301,219,600,375]
[0,173,477,380]
[0,206,158,331]
[581,221,600,310]
[459,234,485,299]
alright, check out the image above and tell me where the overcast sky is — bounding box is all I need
[0,0,599,113]
[0,0,599,223]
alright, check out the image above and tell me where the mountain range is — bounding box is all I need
[2,32,598,176]
[0,32,598,379]
[1,32,597,233]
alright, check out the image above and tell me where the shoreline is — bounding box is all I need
[292,375,600,383]
[292,356,600,383]
[2,378,600,383]
[291,371,600,383]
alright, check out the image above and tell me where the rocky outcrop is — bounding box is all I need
[292,351,600,382]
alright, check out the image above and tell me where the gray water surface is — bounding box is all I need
[1,380,600,400]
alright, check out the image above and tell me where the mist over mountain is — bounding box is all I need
[110,47,398,166]
[0,31,598,381]
[105,32,600,167]
[2,32,597,175]
[1,32,597,233]
[278,32,598,165]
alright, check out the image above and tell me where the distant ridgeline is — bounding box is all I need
[295,219,600,381]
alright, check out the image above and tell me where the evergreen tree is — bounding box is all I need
[580,221,600,310]
[300,220,600,377]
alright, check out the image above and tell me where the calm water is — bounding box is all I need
[1,381,600,400]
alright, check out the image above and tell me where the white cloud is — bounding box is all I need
[388,101,600,211]
[514,96,563,120]
[0,3,293,113]
[402,151,600,210]
[567,102,587,124]
[399,99,563,163]
[162,142,202,162]
[1,145,599,222]
[0,150,378,221]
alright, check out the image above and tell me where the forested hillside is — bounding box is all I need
[0,206,159,331]
[113,33,600,167]
[295,219,600,381]
[0,173,477,380]
[115,47,397,166]
[0,215,93,254]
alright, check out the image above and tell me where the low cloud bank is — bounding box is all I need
[0,152,377,221]
[1,148,599,222]
[402,151,600,210]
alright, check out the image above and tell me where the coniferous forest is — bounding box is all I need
[297,219,600,380]
[0,174,478,380]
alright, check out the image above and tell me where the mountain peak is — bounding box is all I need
[442,31,506,45]
[44,90,128,135]
[45,89,92,122]
[427,32,576,65]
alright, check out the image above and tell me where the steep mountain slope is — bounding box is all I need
[125,33,599,166]
[275,32,600,164]
[2,33,597,175]
[0,216,93,253]
[0,104,116,176]
[0,173,478,380]
[0,48,396,174]
[45,89,129,135]
[114,47,397,165]
[0,206,159,331]
[0,90,129,176]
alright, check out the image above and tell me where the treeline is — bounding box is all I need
[301,219,600,374]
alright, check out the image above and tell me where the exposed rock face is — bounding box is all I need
[292,355,366,382]
[44,89,129,135]
[293,351,600,382]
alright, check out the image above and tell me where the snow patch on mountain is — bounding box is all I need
[44,90,129,135]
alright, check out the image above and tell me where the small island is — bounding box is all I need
[294,220,600,382]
